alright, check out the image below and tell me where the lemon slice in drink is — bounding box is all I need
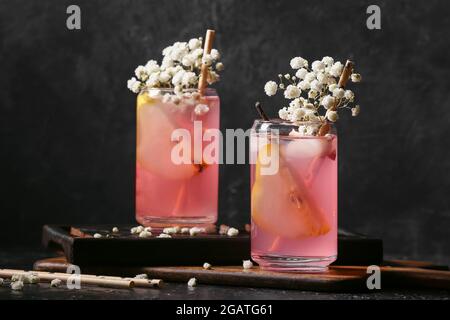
[251,143,330,238]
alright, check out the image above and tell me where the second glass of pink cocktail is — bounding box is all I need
[250,120,337,271]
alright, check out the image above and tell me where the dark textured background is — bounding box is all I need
[0,0,449,265]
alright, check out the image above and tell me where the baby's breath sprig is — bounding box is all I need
[127,37,223,98]
[263,56,362,136]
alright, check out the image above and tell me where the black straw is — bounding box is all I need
[254,102,269,121]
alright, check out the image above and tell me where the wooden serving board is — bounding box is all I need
[34,256,450,291]
[42,225,383,266]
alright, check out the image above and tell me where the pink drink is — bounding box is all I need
[136,89,220,226]
[250,120,337,271]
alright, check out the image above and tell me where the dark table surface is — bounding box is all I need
[0,247,449,300]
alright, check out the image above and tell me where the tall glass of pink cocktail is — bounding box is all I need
[136,89,220,226]
[250,120,337,271]
[127,32,223,227]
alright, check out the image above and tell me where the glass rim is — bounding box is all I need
[145,87,217,94]
[253,118,331,126]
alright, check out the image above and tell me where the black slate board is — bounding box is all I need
[42,225,383,267]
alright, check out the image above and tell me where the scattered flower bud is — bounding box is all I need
[50,279,62,288]
[203,262,212,270]
[134,274,148,279]
[181,227,190,234]
[139,230,152,238]
[157,233,172,238]
[243,260,254,269]
[11,281,24,291]
[93,233,102,239]
[187,277,197,287]
[227,227,239,237]
[112,227,119,233]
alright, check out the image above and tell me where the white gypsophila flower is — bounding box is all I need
[172,70,186,86]
[289,98,301,109]
[145,60,160,74]
[191,48,203,58]
[284,74,291,80]
[216,63,224,72]
[332,87,345,98]
[344,89,355,101]
[194,104,210,116]
[166,65,182,76]
[326,110,339,122]
[279,83,285,89]
[146,72,160,87]
[295,68,308,79]
[327,77,337,85]
[202,54,213,66]
[310,80,323,92]
[210,49,220,60]
[161,56,174,69]
[322,56,334,66]
[188,38,202,50]
[170,42,189,61]
[264,81,278,96]
[351,73,362,82]
[292,76,297,81]
[134,65,148,81]
[306,124,319,136]
[304,103,314,109]
[330,61,344,77]
[311,60,326,72]
[304,72,316,83]
[293,108,306,121]
[316,72,328,84]
[297,80,310,91]
[182,71,197,86]
[127,77,141,93]
[284,85,301,99]
[159,71,171,83]
[321,95,335,109]
[162,45,172,56]
[308,90,318,99]
[278,107,289,120]
[290,57,308,69]
[352,105,360,116]
[304,109,317,121]
[181,55,195,67]
[328,83,338,92]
